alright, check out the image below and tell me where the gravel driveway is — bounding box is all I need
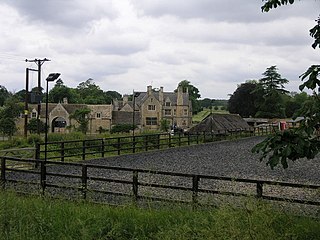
[85,136,320,185]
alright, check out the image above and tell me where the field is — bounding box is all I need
[1,191,320,240]
[192,107,229,123]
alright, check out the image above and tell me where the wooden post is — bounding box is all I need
[192,175,199,210]
[35,143,40,168]
[117,138,121,155]
[61,142,65,162]
[1,157,6,190]
[133,170,138,203]
[256,182,263,198]
[101,139,105,158]
[40,161,46,195]
[82,140,86,160]
[82,165,88,200]
[132,136,136,153]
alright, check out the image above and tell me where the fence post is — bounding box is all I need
[203,131,206,143]
[145,136,148,151]
[196,133,199,144]
[256,182,263,198]
[168,133,172,147]
[1,157,6,190]
[117,138,121,155]
[132,136,136,153]
[192,175,199,210]
[82,140,86,160]
[61,142,65,162]
[133,170,139,204]
[157,134,160,149]
[101,139,105,158]
[178,133,181,146]
[82,165,88,200]
[188,133,190,145]
[40,161,46,195]
[35,143,40,168]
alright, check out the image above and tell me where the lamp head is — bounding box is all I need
[46,73,61,82]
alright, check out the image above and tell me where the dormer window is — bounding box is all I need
[96,112,101,119]
[165,102,171,107]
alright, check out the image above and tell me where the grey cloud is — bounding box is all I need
[133,0,319,23]
[2,0,117,28]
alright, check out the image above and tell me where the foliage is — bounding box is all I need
[111,124,135,134]
[160,119,170,132]
[254,66,289,118]
[0,97,23,138]
[69,108,91,134]
[27,118,46,134]
[253,1,320,169]
[1,192,320,240]
[228,82,260,117]
[27,134,43,145]
[0,85,10,106]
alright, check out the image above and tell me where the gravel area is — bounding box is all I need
[85,136,320,184]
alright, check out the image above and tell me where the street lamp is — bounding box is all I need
[45,73,60,160]
[132,91,140,137]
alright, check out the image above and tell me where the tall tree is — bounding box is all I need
[0,85,10,106]
[253,0,320,169]
[255,66,289,118]
[228,81,261,117]
[76,78,106,104]
[48,79,79,103]
[176,80,201,114]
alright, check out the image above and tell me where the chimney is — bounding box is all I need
[159,86,164,103]
[177,86,183,106]
[63,97,68,104]
[147,85,152,95]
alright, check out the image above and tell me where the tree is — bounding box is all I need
[0,85,10,106]
[27,118,46,134]
[252,1,320,169]
[228,81,261,117]
[176,80,201,114]
[255,66,289,118]
[0,96,23,138]
[48,79,78,103]
[69,108,91,134]
[76,79,107,104]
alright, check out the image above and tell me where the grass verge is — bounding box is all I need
[0,191,319,239]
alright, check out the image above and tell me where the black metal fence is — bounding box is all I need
[35,126,274,162]
[1,156,319,209]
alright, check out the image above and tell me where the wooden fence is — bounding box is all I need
[1,156,319,209]
[35,126,274,162]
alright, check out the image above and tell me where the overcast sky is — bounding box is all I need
[0,1,319,99]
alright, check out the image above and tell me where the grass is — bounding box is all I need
[0,191,319,240]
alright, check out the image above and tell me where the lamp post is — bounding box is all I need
[45,73,60,160]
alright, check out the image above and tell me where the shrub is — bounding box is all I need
[111,124,135,134]
[27,134,43,146]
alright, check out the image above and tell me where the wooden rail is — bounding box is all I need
[36,127,267,162]
[1,156,319,208]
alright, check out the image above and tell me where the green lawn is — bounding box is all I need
[0,191,319,240]
[193,107,229,123]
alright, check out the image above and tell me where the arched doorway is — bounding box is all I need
[52,117,67,133]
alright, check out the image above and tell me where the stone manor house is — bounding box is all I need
[16,85,192,135]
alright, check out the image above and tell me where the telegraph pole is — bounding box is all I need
[25,58,50,134]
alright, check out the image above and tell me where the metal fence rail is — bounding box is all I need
[1,156,319,208]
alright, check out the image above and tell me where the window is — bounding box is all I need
[164,109,171,116]
[165,102,171,107]
[148,105,156,111]
[31,112,37,118]
[173,109,176,116]
[96,112,101,119]
[184,109,188,116]
[146,117,157,125]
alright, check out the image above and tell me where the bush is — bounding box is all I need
[111,124,135,134]
[27,134,43,146]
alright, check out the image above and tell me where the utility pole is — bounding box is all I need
[25,58,50,134]
[24,68,38,138]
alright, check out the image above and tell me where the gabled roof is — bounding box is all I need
[187,114,252,133]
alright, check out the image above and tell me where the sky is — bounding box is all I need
[0,0,319,99]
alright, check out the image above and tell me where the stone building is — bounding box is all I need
[16,100,112,135]
[112,85,192,131]
[16,85,192,135]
